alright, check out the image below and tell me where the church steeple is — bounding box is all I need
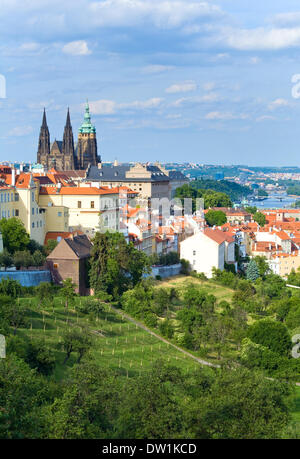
[76,100,100,170]
[37,108,50,164]
[62,108,75,170]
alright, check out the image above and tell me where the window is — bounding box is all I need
[37,221,39,228]
[7,211,10,218]
[32,208,34,215]
[32,192,34,202]
[78,201,82,208]
[15,210,19,217]
[32,222,35,228]
[40,220,42,226]
[91,201,95,209]
[193,250,196,256]
[58,212,62,217]
[7,194,9,202]
[14,194,19,201]
[11,193,13,201]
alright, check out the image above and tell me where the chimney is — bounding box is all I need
[98,162,102,169]
[20,163,24,173]
[114,159,118,167]
[11,168,16,187]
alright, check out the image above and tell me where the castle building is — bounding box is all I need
[37,102,100,171]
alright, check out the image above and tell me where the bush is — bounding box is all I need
[0,249,13,269]
[158,319,174,339]
[144,312,158,328]
[247,319,291,357]
[13,251,33,269]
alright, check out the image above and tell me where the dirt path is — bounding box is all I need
[109,305,220,369]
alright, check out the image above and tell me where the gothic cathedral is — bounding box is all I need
[37,102,100,171]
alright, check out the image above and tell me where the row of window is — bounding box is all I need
[32,221,44,229]
[0,193,19,203]
[77,200,118,209]
[1,209,19,218]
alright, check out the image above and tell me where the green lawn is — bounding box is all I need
[17,296,200,381]
[157,275,234,303]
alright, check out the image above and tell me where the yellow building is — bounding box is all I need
[0,174,46,245]
[38,185,120,238]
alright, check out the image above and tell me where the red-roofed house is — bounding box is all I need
[180,228,236,278]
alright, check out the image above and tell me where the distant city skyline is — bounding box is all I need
[2,1,300,166]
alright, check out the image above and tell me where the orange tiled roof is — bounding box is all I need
[44,230,84,245]
[204,228,234,245]
[39,186,120,195]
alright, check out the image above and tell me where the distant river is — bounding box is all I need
[244,194,298,209]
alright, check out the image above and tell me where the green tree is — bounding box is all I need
[32,250,45,267]
[189,367,292,439]
[253,211,266,227]
[0,249,13,269]
[45,239,58,256]
[0,354,49,439]
[116,361,184,439]
[25,340,56,376]
[254,255,270,278]
[13,250,33,269]
[0,217,30,253]
[62,328,93,365]
[0,278,22,298]
[205,210,227,227]
[246,259,260,281]
[248,319,291,356]
[89,232,150,298]
[245,206,257,215]
[47,361,121,439]
[0,295,28,335]
[35,282,54,309]
[61,278,77,310]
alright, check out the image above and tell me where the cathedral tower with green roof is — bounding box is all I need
[76,101,100,170]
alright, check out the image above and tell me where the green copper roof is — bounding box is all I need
[79,100,96,134]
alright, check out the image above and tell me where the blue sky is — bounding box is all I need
[2,1,300,166]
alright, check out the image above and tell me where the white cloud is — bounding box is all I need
[171,92,220,107]
[88,97,163,114]
[8,126,33,137]
[89,100,117,115]
[166,81,197,94]
[119,98,164,109]
[141,65,174,74]
[89,0,222,29]
[203,82,215,91]
[19,42,41,52]
[224,26,300,50]
[268,98,290,111]
[205,111,247,120]
[249,56,261,64]
[62,40,91,56]
[256,115,275,122]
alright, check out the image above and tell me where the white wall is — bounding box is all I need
[180,232,224,278]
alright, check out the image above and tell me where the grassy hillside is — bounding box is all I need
[17,295,200,381]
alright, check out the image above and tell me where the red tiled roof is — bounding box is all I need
[44,230,84,245]
[204,228,234,245]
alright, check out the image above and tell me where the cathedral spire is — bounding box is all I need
[62,108,75,169]
[37,108,50,164]
[42,108,48,128]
